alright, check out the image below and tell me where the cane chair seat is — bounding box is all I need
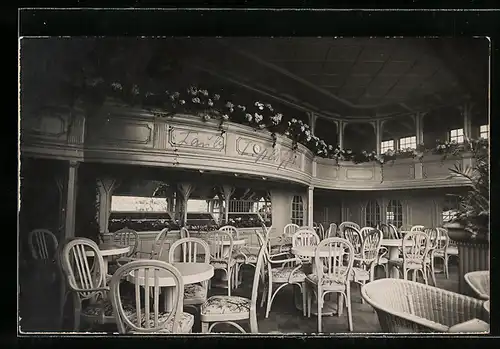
[184,283,208,304]
[82,296,135,318]
[129,311,195,334]
[200,295,251,319]
[271,266,307,282]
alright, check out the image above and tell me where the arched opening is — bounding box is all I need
[344,122,376,153]
[291,195,304,226]
[365,200,381,228]
[386,200,403,228]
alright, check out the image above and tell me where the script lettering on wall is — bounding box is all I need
[169,127,225,151]
[236,137,279,164]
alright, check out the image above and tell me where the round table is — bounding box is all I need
[381,239,419,278]
[128,262,214,312]
[291,245,343,316]
[86,243,131,277]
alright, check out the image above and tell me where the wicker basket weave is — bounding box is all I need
[464,271,490,300]
[361,279,486,333]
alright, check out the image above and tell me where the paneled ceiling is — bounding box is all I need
[21,37,489,120]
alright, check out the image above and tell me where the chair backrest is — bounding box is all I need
[360,229,383,264]
[402,231,430,263]
[327,223,338,238]
[61,238,106,300]
[180,227,190,239]
[388,223,402,239]
[410,225,425,232]
[360,227,377,241]
[168,237,210,263]
[219,225,239,239]
[247,223,270,333]
[424,228,440,251]
[292,228,320,247]
[379,223,400,239]
[283,223,299,237]
[435,227,450,252]
[206,230,234,262]
[151,228,169,259]
[110,260,184,333]
[317,223,327,240]
[339,222,360,238]
[112,228,139,257]
[343,226,363,256]
[314,237,354,284]
[28,229,58,261]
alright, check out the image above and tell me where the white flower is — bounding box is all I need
[266,103,274,111]
[238,105,246,111]
[274,113,283,122]
[222,114,229,120]
[213,94,220,101]
[328,145,333,150]
[291,118,297,123]
[200,89,209,96]
[192,97,201,104]
[226,102,234,108]
[203,114,210,121]
[111,82,123,90]
[246,113,253,122]
[305,130,311,136]
[259,124,266,129]
[307,136,312,142]
[254,113,263,123]
[304,124,309,129]
[298,120,303,125]
[255,101,264,110]
[188,86,198,94]
[208,99,214,107]
[301,126,305,132]
[179,100,186,105]
[285,131,290,136]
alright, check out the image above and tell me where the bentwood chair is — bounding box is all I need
[206,230,235,295]
[338,222,360,238]
[343,226,363,260]
[276,223,300,253]
[28,228,59,283]
[151,228,169,259]
[464,271,490,300]
[410,225,425,232]
[433,227,458,279]
[219,225,242,289]
[327,223,338,238]
[292,228,320,263]
[61,238,132,331]
[110,260,194,334]
[200,227,268,333]
[109,228,140,274]
[388,232,430,284]
[424,228,440,286]
[168,237,211,308]
[306,238,355,332]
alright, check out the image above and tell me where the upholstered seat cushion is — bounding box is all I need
[388,258,426,268]
[234,253,258,264]
[307,266,369,287]
[211,260,236,269]
[184,283,207,302]
[306,274,346,290]
[200,295,250,316]
[271,267,306,282]
[435,246,459,256]
[129,311,194,333]
[82,297,135,318]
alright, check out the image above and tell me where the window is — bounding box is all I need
[365,200,381,228]
[291,195,304,226]
[399,136,417,150]
[450,128,464,143]
[480,125,489,140]
[381,140,394,154]
[386,200,403,228]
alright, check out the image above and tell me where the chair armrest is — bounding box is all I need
[71,286,110,293]
[378,247,388,259]
[448,319,489,333]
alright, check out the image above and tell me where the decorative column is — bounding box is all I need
[338,120,344,149]
[178,183,195,226]
[96,178,120,234]
[461,103,473,139]
[415,112,424,146]
[221,185,236,224]
[64,160,79,239]
[307,186,314,227]
[308,112,318,135]
[55,176,66,237]
[375,120,382,155]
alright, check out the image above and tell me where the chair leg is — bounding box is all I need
[265,281,273,318]
[73,301,81,332]
[430,258,437,286]
[307,288,312,318]
[346,290,353,332]
[317,293,322,333]
[227,268,232,296]
[201,322,209,333]
[412,269,417,282]
[260,285,267,308]
[444,255,449,279]
[301,282,307,317]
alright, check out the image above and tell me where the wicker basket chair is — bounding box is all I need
[361,278,487,333]
[464,271,490,300]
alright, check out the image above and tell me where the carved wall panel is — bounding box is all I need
[345,168,375,180]
[88,118,154,147]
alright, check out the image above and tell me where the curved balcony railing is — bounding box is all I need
[20,103,472,190]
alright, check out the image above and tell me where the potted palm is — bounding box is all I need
[444,139,489,295]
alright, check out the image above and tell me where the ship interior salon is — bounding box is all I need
[19,37,490,334]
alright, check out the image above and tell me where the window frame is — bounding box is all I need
[381,140,395,154]
[386,199,403,228]
[365,200,381,228]
[449,128,464,143]
[479,124,489,140]
[291,195,304,226]
[399,135,417,150]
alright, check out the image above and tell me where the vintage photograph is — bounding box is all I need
[19,37,490,334]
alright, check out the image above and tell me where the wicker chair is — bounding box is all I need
[361,278,487,333]
[464,271,490,300]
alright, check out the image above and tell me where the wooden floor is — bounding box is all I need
[19,262,460,334]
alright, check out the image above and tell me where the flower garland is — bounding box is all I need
[82,81,488,165]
